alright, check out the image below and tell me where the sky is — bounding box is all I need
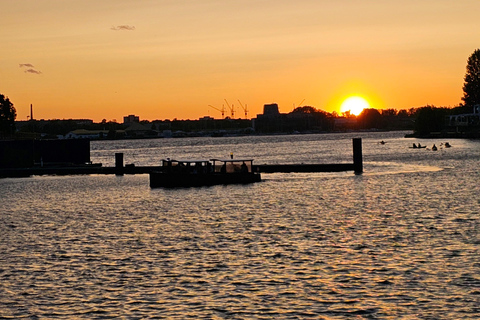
[2,0,480,122]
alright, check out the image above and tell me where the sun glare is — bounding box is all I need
[340,96,370,116]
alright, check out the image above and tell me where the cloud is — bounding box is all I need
[24,68,42,74]
[19,63,35,68]
[19,63,42,74]
[111,25,135,31]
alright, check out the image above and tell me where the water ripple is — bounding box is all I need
[2,133,480,318]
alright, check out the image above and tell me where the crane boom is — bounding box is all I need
[293,99,305,111]
[208,105,225,118]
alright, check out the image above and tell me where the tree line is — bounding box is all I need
[2,49,480,138]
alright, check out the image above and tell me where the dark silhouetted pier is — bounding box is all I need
[257,138,363,174]
[1,138,363,178]
[255,163,354,173]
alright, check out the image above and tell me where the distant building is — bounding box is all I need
[65,129,109,139]
[263,103,280,116]
[446,104,480,132]
[123,115,140,125]
[15,119,94,131]
[124,122,155,138]
[254,103,285,132]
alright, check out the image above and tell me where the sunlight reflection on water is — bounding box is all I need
[364,161,444,176]
[1,132,480,319]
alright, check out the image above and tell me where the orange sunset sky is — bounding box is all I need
[2,0,480,122]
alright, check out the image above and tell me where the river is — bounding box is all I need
[1,131,479,319]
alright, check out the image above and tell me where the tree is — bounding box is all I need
[0,94,16,138]
[413,105,450,136]
[462,49,480,110]
[381,108,397,117]
[357,108,382,129]
[397,109,409,117]
[291,106,318,113]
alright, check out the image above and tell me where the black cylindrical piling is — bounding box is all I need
[353,138,363,175]
[115,152,124,175]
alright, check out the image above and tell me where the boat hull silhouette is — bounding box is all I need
[149,158,261,188]
[150,171,261,188]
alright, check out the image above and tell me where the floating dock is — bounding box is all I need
[0,138,363,178]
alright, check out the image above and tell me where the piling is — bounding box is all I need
[115,152,124,175]
[353,138,363,174]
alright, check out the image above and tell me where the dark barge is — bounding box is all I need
[149,158,261,188]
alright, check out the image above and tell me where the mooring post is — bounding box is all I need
[353,138,363,175]
[115,152,124,175]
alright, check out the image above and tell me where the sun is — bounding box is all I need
[340,96,370,116]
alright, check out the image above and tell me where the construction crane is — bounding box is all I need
[293,99,305,110]
[237,99,248,119]
[224,99,235,118]
[208,105,225,118]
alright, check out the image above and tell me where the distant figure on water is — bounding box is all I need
[380,140,385,145]
[432,144,438,151]
[444,142,451,148]
[411,143,425,149]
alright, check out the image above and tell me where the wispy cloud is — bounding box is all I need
[19,63,35,68]
[19,63,42,74]
[111,25,135,31]
[25,68,42,74]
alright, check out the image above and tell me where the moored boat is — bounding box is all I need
[149,158,261,188]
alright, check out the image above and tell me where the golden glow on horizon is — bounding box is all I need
[340,96,370,116]
[1,1,478,121]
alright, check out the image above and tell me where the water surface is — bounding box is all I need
[1,132,479,319]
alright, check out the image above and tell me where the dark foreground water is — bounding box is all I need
[1,132,479,319]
